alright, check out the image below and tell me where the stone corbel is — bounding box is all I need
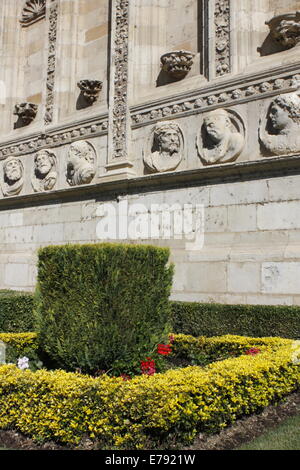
[14,103,38,126]
[77,80,103,105]
[266,12,300,49]
[160,51,195,80]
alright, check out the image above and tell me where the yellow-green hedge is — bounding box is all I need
[0,334,299,449]
[0,333,38,356]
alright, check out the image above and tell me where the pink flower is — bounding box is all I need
[245,348,261,356]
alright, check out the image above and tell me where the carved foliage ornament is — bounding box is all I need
[45,1,58,125]
[77,80,103,105]
[160,51,195,80]
[113,0,129,159]
[215,0,231,76]
[20,0,46,27]
[266,12,300,49]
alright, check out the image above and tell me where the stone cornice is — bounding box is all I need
[0,114,108,160]
[130,63,300,127]
[1,153,300,209]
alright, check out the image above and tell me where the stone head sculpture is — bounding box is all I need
[198,109,245,164]
[2,157,24,196]
[144,121,183,173]
[66,140,96,186]
[32,149,57,192]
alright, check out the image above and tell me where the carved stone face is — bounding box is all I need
[4,159,22,182]
[35,151,52,176]
[269,103,291,131]
[204,114,230,144]
[157,129,180,154]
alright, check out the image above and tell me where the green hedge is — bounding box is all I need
[0,290,34,333]
[35,243,174,374]
[170,301,300,339]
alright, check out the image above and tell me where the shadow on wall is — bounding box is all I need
[258,33,288,56]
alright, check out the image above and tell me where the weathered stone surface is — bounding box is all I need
[0,1,299,304]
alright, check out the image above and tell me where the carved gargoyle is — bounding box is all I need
[14,102,38,126]
[77,80,103,105]
[160,50,195,80]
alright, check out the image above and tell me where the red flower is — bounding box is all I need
[141,358,156,376]
[245,347,261,356]
[157,344,172,356]
[120,373,131,381]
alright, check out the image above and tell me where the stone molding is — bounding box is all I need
[2,153,300,208]
[0,116,108,160]
[131,67,300,127]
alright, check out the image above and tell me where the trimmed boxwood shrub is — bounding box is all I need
[0,290,34,333]
[170,301,300,339]
[35,243,174,374]
[0,335,298,449]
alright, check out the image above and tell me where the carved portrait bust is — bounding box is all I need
[32,149,57,192]
[197,109,245,165]
[143,121,183,173]
[2,157,24,196]
[66,140,96,186]
[260,93,300,156]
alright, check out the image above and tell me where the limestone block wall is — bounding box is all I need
[1,173,300,306]
[0,0,300,305]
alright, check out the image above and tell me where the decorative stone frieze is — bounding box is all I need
[20,0,46,27]
[160,51,195,80]
[32,149,57,192]
[14,103,38,126]
[260,92,300,156]
[66,140,96,187]
[131,72,300,127]
[197,109,245,165]
[266,12,300,49]
[0,117,108,160]
[2,158,24,197]
[77,80,103,105]
[143,122,183,173]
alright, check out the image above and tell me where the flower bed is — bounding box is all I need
[0,334,299,449]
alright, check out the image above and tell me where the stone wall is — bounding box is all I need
[1,0,300,305]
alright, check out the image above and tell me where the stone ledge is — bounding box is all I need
[1,153,300,209]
